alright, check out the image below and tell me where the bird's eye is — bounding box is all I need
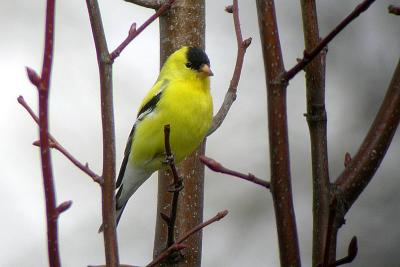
[185,62,192,69]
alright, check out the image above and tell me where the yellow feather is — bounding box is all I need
[130,46,213,171]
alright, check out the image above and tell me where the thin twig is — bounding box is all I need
[86,0,119,265]
[200,155,270,189]
[110,0,175,60]
[283,0,376,82]
[162,125,183,251]
[388,5,400,15]
[299,0,330,264]
[207,0,251,135]
[18,96,103,184]
[25,0,61,266]
[124,0,161,9]
[329,236,358,267]
[147,210,228,267]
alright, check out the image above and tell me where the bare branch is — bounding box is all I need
[334,59,400,212]
[256,0,301,266]
[147,210,228,267]
[207,0,251,135]
[163,125,184,252]
[25,0,61,265]
[18,96,103,184]
[200,155,270,189]
[299,0,330,264]
[86,0,119,265]
[110,0,176,60]
[124,0,162,9]
[388,5,400,15]
[284,0,376,82]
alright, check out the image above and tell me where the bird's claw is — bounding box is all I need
[163,154,175,165]
[168,179,184,193]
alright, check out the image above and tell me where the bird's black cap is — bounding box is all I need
[186,47,210,71]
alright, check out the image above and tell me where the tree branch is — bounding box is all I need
[18,96,103,184]
[299,0,331,265]
[334,59,400,212]
[388,5,400,15]
[162,125,184,256]
[200,155,270,189]
[124,0,162,9]
[284,0,376,82]
[207,0,251,135]
[110,0,175,60]
[86,0,119,265]
[148,210,228,267]
[256,0,301,266]
[25,0,62,266]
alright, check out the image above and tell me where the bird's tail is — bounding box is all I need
[98,168,152,233]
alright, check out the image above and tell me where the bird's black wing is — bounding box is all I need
[116,80,168,189]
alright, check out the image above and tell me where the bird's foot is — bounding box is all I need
[168,179,184,193]
[162,153,175,166]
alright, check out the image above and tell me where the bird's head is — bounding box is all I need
[159,46,213,80]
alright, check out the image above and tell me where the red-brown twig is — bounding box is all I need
[256,0,301,266]
[162,125,183,252]
[317,235,358,267]
[109,0,175,60]
[18,96,103,184]
[86,0,119,265]
[388,5,400,15]
[207,0,251,135]
[25,0,62,266]
[283,0,376,82]
[200,155,270,189]
[147,210,228,267]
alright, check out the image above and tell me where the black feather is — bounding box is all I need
[186,47,210,71]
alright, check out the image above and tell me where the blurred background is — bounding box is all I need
[1,0,399,266]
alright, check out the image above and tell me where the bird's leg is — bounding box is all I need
[168,177,184,192]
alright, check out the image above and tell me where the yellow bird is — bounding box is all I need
[113,46,213,228]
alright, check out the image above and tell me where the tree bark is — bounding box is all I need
[153,1,206,266]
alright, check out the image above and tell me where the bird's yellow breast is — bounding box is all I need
[130,77,212,171]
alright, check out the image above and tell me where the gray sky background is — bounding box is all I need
[1,1,399,266]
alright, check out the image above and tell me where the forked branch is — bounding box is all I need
[18,96,102,184]
[283,0,376,82]
[207,0,251,135]
[110,0,176,60]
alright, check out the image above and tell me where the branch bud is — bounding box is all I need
[26,67,41,87]
[225,5,233,13]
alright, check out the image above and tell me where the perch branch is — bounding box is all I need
[18,96,102,184]
[147,210,228,267]
[200,155,270,189]
[162,125,183,251]
[207,0,251,135]
[283,0,376,82]
[110,0,175,60]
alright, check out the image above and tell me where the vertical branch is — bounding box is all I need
[256,1,301,266]
[299,1,330,265]
[25,0,61,265]
[86,0,119,266]
[153,1,206,266]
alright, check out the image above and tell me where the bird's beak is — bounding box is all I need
[199,64,214,76]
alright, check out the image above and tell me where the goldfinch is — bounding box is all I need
[113,46,213,228]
